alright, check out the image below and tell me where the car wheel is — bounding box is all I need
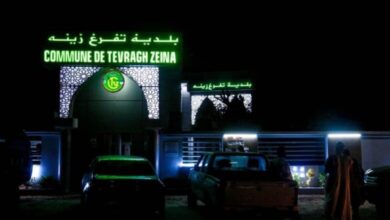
[187,190,197,208]
[80,193,87,206]
[81,193,97,210]
[288,211,301,220]
[156,208,165,220]
[158,196,165,216]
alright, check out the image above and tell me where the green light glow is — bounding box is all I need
[44,32,181,65]
[103,71,124,92]
[191,81,252,91]
[95,174,157,180]
[43,50,177,64]
[96,155,147,162]
[48,33,179,46]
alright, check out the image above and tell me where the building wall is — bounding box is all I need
[26,132,61,181]
[361,137,390,170]
[159,67,181,130]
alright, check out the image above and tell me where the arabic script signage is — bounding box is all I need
[43,32,181,65]
[190,81,253,91]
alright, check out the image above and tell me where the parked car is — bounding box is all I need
[81,155,165,216]
[0,129,31,212]
[187,152,299,218]
[364,165,390,218]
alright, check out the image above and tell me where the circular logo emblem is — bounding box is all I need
[103,71,124,92]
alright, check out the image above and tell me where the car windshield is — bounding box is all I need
[95,160,155,176]
[213,155,267,171]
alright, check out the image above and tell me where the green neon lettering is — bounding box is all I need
[170,52,176,63]
[192,81,252,91]
[155,51,160,63]
[124,51,130,63]
[44,50,93,63]
[106,51,113,63]
[129,51,136,62]
[49,33,180,46]
[44,49,178,64]
[150,52,155,63]
[142,51,148,63]
[160,51,168,63]
[112,52,118,63]
[117,51,123,63]
[44,50,50,62]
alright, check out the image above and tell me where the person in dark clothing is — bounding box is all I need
[272,146,292,180]
[324,142,354,220]
[343,149,365,220]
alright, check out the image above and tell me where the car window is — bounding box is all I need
[213,155,267,171]
[201,154,210,172]
[95,160,155,176]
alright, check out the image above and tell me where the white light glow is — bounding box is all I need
[365,169,374,175]
[299,173,305,178]
[292,166,298,172]
[223,133,257,139]
[59,66,100,118]
[83,182,90,192]
[178,162,195,167]
[300,167,305,172]
[120,66,159,119]
[31,164,41,180]
[327,133,361,139]
[181,83,188,92]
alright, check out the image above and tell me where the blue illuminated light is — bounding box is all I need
[31,164,41,180]
[327,133,361,139]
[292,166,298,172]
[178,162,195,167]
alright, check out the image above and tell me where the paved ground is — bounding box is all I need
[297,195,376,220]
[17,194,377,219]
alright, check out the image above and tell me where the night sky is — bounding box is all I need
[1,11,389,131]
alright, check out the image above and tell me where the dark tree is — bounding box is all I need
[219,94,253,129]
[194,97,221,131]
[212,91,255,130]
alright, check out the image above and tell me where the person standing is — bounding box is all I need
[324,142,354,220]
[272,146,292,180]
[343,148,364,220]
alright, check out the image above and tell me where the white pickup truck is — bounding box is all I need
[188,152,299,218]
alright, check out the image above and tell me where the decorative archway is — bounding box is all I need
[59,66,159,119]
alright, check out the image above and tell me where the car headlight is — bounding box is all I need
[365,169,374,175]
[83,182,90,192]
[364,175,378,185]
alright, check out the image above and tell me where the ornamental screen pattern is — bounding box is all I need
[191,94,252,125]
[59,66,159,119]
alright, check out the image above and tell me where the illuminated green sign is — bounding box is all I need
[44,32,181,65]
[103,71,124,92]
[191,81,252,91]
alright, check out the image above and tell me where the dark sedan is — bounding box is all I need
[364,165,390,218]
[81,155,165,216]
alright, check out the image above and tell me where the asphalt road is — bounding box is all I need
[16,194,377,220]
